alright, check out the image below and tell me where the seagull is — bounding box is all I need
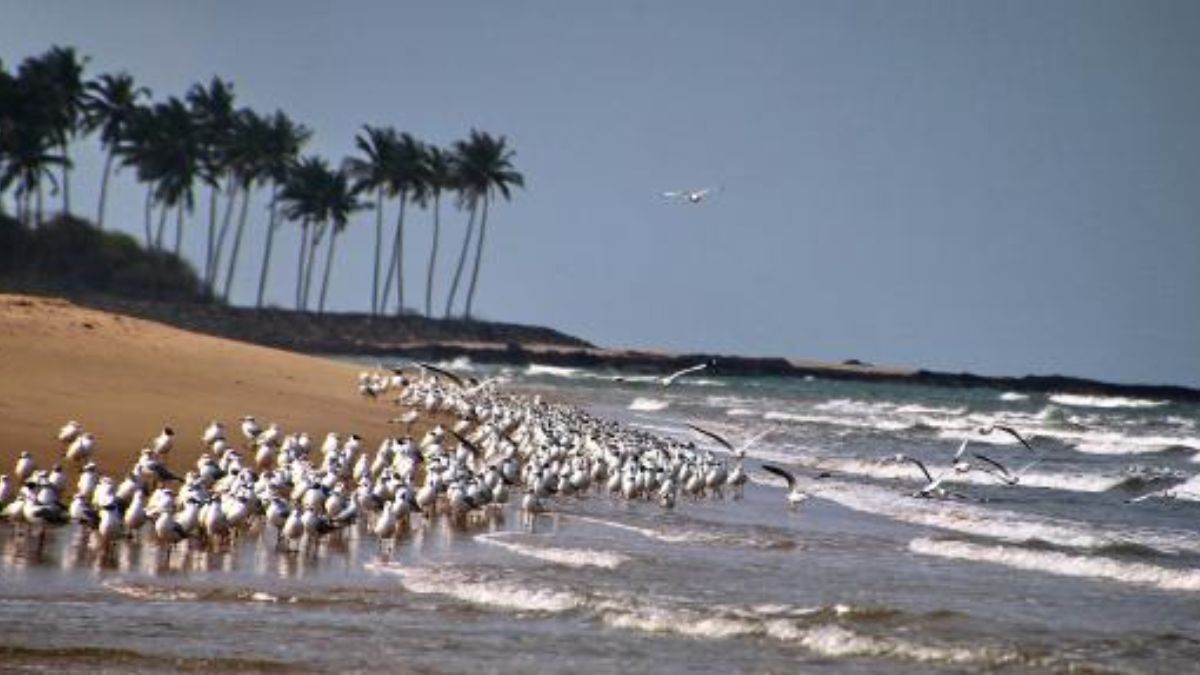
[65,433,95,463]
[661,360,714,387]
[662,186,720,204]
[58,420,83,445]
[416,362,466,389]
[685,423,770,459]
[760,464,809,506]
[151,427,175,455]
[895,455,969,499]
[971,452,1042,487]
[978,424,1036,452]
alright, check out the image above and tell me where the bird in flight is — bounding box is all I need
[660,360,715,387]
[662,186,720,204]
[760,464,810,507]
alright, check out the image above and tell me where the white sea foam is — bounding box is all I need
[752,476,1200,555]
[525,363,581,378]
[628,397,670,412]
[1049,394,1168,409]
[103,580,198,602]
[563,514,724,545]
[596,597,1014,666]
[475,532,630,569]
[725,408,760,417]
[370,564,585,613]
[999,392,1030,401]
[434,356,476,372]
[764,410,913,432]
[910,537,1200,592]
[814,457,1123,493]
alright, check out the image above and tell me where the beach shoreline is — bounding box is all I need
[0,294,423,471]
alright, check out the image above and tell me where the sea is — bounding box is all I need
[3,359,1200,673]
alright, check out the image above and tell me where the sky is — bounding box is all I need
[4,1,1199,387]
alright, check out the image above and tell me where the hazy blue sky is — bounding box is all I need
[5,1,1199,387]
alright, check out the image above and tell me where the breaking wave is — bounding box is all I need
[475,532,630,569]
[1049,394,1168,410]
[910,537,1200,592]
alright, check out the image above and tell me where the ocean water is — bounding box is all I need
[3,362,1200,673]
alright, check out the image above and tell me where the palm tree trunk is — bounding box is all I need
[379,193,407,314]
[205,184,219,286]
[36,182,44,226]
[211,179,239,292]
[256,185,280,309]
[60,143,71,216]
[143,186,154,247]
[154,201,169,250]
[318,229,340,313]
[371,187,383,315]
[302,222,323,310]
[425,192,441,317]
[295,218,310,310]
[464,194,490,320]
[444,201,477,318]
[221,185,253,302]
[96,150,115,230]
[174,201,184,257]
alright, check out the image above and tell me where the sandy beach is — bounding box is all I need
[0,294,404,473]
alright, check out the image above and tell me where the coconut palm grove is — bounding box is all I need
[0,45,524,318]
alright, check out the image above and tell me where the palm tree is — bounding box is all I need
[378,132,428,316]
[421,144,454,317]
[187,77,236,290]
[280,155,328,310]
[255,111,310,309]
[317,167,366,313]
[216,108,269,301]
[82,72,150,230]
[18,47,88,216]
[446,130,524,319]
[344,125,397,315]
[146,98,205,254]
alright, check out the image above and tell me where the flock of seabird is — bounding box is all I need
[0,359,1050,560]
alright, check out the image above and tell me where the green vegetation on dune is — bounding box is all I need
[0,213,203,300]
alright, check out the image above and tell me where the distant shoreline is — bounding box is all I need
[51,293,1200,404]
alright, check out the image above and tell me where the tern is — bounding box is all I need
[415,362,467,388]
[686,423,770,459]
[662,186,720,204]
[896,455,970,499]
[661,360,715,387]
[971,452,1042,486]
[760,464,810,506]
[978,424,1036,452]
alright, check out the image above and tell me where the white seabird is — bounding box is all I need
[761,464,810,506]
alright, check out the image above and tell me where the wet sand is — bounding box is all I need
[0,294,412,473]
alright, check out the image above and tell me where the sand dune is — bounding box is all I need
[0,294,411,474]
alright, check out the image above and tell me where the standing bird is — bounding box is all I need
[58,420,83,445]
[761,464,810,507]
[151,427,175,456]
[240,416,262,443]
[66,433,95,463]
[14,452,35,482]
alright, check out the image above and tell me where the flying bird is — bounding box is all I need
[685,423,771,459]
[416,362,467,389]
[978,424,1036,452]
[760,464,809,506]
[662,186,720,204]
[661,360,714,387]
[971,452,1042,486]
